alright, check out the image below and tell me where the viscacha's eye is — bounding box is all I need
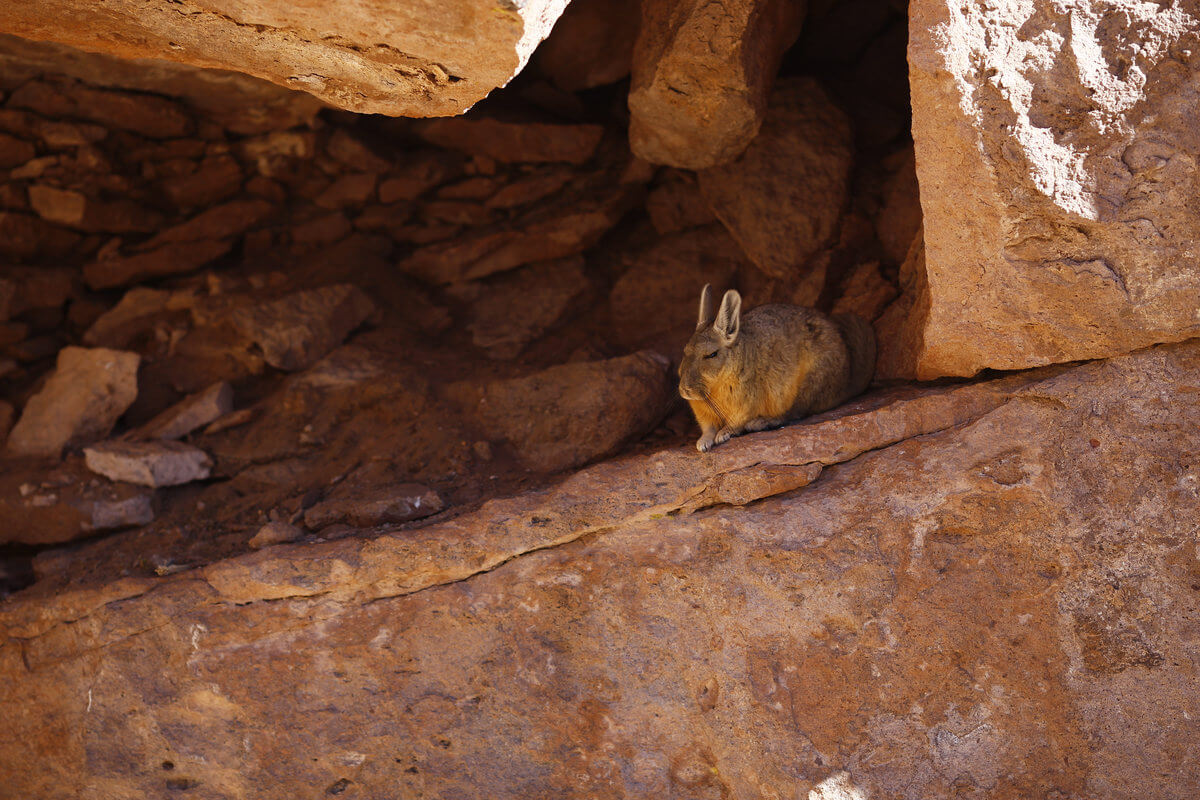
[703,350,719,360]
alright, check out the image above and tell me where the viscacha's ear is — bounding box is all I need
[714,289,741,345]
[697,283,714,329]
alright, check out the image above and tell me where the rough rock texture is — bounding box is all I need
[610,226,747,351]
[83,440,212,488]
[894,0,1200,378]
[227,285,375,372]
[0,459,154,545]
[629,0,808,168]
[5,346,139,458]
[699,78,854,279]
[304,482,443,531]
[1,0,573,116]
[0,34,322,136]
[458,256,590,359]
[4,342,1200,797]
[448,351,675,472]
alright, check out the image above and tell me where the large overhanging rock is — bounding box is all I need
[3,341,1200,796]
[0,0,572,116]
[887,0,1200,378]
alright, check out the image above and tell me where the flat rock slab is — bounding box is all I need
[4,343,1199,797]
[84,440,212,488]
[5,346,140,459]
[2,0,572,116]
[131,382,234,441]
[892,0,1200,377]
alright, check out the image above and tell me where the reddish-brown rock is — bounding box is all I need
[698,78,854,279]
[83,440,212,488]
[4,343,1200,797]
[610,225,747,351]
[458,256,589,359]
[401,181,641,285]
[83,239,234,290]
[414,118,605,165]
[0,267,76,321]
[0,131,35,168]
[27,184,164,233]
[227,285,375,372]
[0,35,322,136]
[8,79,192,139]
[535,0,640,91]
[2,0,574,116]
[900,0,1200,378]
[0,460,154,545]
[628,0,807,168]
[448,350,674,472]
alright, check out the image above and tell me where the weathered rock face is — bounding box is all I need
[3,341,1200,798]
[1,0,572,116]
[698,78,854,280]
[891,0,1200,378]
[628,0,808,169]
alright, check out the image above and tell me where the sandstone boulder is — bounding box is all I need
[628,0,807,168]
[6,346,140,459]
[899,0,1200,377]
[2,0,573,116]
[698,78,854,279]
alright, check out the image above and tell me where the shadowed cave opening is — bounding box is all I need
[0,0,917,600]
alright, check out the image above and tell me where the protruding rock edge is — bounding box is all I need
[0,363,1070,643]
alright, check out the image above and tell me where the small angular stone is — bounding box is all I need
[249,521,303,549]
[131,382,234,441]
[6,346,140,459]
[84,440,212,487]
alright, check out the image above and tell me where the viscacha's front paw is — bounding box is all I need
[696,432,716,452]
[714,427,734,446]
